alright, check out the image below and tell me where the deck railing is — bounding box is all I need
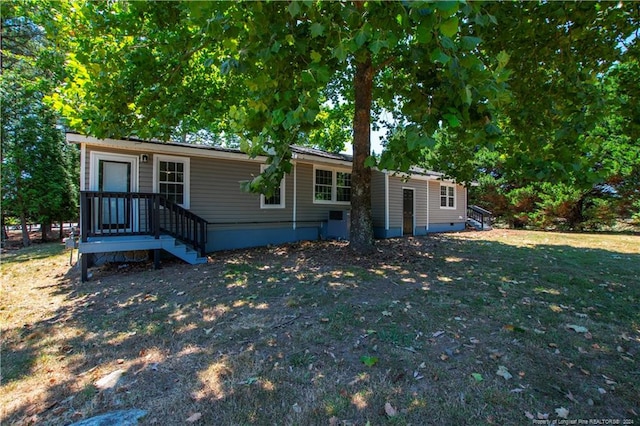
[80,191,208,256]
[467,205,493,229]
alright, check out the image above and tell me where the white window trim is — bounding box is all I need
[153,154,191,209]
[312,165,352,205]
[89,151,139,192]
[439,183,456,210]
[260,164,286,209]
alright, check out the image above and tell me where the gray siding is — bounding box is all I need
[371,170,386,228]
[295,162,350,224]
[387,175,428,233]
[427,180,466,224]
[190,156,294,229]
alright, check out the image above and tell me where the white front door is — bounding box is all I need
[99,160,131,229]
[89,152,139,233]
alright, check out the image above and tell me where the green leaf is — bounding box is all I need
[443,113,461,128]
[496,50,510,69]
[301,69,315,84]
[364,155,377,168]
[310,22,324,38]
[360,356,379,367]
[439,16,459,38]
[416,23,433,44]
[435,1,459,16]
[355,29,368,47]
[310,50,322,63]
[461,36,482,51]
[430,48,450,65]
[369,39,387,55]
[287,1,301,18]
[271,109,285,126]
[333,44,348,61]
[314,65,331,83]
[471,373,484,382]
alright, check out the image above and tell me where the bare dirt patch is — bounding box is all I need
[2,231,639,425]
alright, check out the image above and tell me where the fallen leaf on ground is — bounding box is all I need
[360,356,378,367]
[382,310,392,316]
[565,391,578,403]
[555,407,569,419]
[94,369,125,390]
[566,324,588,333]
[292,403,302,413]
[384,402,397,417]
[524,411,535,420]
[186,413,201,423]
[496,365,513,380]
[471,373,483,382]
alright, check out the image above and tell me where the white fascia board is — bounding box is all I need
[66,134,267,163]
[291,152,353,168]
[380,169,452,183]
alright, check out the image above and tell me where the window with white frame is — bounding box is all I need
[314,166,351,204]
[260,165,285,209]
[154,155,190,208]
[336,172,351,202]
[440,183,455,209]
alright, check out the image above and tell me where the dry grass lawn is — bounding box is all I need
[1,230,639,425]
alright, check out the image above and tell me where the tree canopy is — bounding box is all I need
[1,0,79,245]
[49,0,639,249]
[52,0,510,252]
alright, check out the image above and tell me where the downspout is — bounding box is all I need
[426,179,430,231]
[80,143,86,191]
[465,186,468,222]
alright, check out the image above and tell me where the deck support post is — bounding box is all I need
[154,249,161,270]
[81,253,88,282]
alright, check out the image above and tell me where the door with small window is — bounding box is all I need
[89,152,139,234]
[98,160,131,230]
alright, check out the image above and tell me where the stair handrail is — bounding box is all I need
[156,196,208,257]
[467,205,493,228]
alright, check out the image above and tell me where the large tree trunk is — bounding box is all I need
[19,211,30,247]
[349,52,375,254]
[41,221,50,242]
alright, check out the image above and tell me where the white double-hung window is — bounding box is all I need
[313,166,351,204]
[440,183,455,209]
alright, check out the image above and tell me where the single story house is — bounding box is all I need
[68,133,479,280]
